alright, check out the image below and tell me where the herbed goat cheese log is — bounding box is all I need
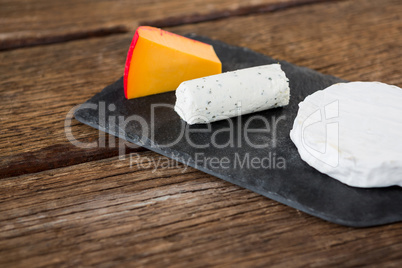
[174,64,290,124]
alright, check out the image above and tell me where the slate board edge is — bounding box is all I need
[73,34,401,228]
[185,33,348,86]
[74,110,400,228]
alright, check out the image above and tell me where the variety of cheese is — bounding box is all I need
[124,27,401,189]
[174,64,290,124]
[290,82,402,188]
[124,26,221,99]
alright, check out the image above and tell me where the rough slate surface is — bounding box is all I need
[75,34,402,227]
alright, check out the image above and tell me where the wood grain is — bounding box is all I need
[0,0,313,50]
[141,0,337,28]
[167,0,402,86]
[0,34,144,178]
[1,152,401,267]
[1,0,402,266]
[1,0,400,178]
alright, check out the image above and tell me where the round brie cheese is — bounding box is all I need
[290,81,402,188]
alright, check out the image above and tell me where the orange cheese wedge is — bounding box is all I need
[124,26,222,99]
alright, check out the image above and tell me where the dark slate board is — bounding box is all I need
[75,34,402,227]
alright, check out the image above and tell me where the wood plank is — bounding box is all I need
[0,34,144,178]
[1,0,400,178]
[167,0,402,86]
[1,152,401,267]
[0,0,316,50]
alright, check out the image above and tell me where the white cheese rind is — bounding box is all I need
[174,64,290,124]
[290,81,402,188]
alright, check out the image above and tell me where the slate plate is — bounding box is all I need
[75,34,402,227]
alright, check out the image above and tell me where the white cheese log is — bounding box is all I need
[174,64,290,124]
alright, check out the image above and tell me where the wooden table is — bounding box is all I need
[1,0,401,266]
